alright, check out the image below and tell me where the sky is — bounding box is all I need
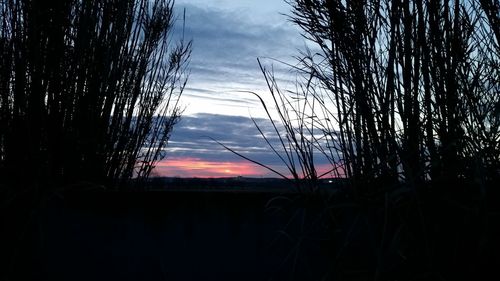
[153,0,324,178]
[174,0,302,117]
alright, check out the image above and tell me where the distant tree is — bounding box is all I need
[0,0,191,189]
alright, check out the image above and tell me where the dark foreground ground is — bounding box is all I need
[2,184,500,281]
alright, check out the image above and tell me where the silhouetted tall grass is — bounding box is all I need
[0,1,190,279]
[233,0,500,278]
[0,0,191,189]
[245,0,499,194]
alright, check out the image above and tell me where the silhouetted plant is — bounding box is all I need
[232,2,500,279]
[247,0,499,192]
[212,56,349,194]
[0,0,191,189]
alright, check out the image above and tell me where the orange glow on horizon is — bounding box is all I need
[152,157,343,178]
[153,157,272,178]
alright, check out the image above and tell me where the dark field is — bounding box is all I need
[5,185,500,281]
[9,189,335,281]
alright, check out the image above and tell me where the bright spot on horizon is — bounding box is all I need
[152,157,341,178]
[153,157,274,178]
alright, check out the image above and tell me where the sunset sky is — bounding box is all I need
[175,0,301,117]
[153,0,326,178]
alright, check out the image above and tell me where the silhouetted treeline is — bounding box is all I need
[258,0,499,191]
[0,0,191,189]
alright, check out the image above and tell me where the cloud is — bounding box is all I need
[153,157,272,178]
[153,113,337,178]
[170,3,306,117]
[166,113,282,162]
[147,3,337,177]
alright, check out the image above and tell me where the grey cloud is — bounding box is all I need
[172,4,303,90]
[152,4,336,176]
[166,113,281,164]
[165,113,333,168]
[183,87,257,105]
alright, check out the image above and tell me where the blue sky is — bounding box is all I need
[155,0,323,178]
[174,0,303,117]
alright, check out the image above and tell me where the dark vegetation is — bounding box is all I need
[252,0,500,190]
[0,0,190,279]
[141,176,343,191]
[0,0,191,190]
[0,0,499,280]
[227,0,500,279]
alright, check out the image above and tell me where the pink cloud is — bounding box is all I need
[153,157,274,178]
[152,157,343,179]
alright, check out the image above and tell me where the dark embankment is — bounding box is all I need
[5,189,334,281]
[3,184,500,281]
